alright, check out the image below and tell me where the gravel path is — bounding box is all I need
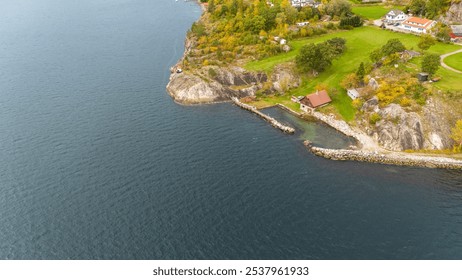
[440,48,462,74]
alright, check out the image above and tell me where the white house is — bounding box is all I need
[399,17,436,34]
[291,0,319,8]
[280,39,287,45]
[347,88,363,100]
[296,21,309,27]
[385,10,408,23]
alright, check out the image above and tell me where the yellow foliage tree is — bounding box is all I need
[376,82,406,106]
[451,120,462,150]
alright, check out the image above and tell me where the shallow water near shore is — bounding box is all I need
[261,107,357,149]
[1,0,462,260]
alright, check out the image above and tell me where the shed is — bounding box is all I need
[347,88,362,100]
[417,72,429,82]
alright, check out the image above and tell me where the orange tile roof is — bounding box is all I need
[402,17,435,29]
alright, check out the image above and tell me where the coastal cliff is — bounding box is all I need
[167,66,267,104]
[359,98,456,151]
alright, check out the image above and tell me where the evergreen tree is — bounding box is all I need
[356,62,365,82]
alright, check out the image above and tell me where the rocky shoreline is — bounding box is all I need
[277,104,462,169]
[166,1,462,170]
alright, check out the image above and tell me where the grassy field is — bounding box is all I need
[245,26,462,121]
[352,5,404,20]
[444,52,462,72]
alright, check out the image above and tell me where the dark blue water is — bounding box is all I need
[1,0,462,260]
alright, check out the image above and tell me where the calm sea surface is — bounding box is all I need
[0,0,461,259]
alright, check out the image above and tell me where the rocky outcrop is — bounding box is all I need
[167,66,267,105]
[167,72,231,104]
[271,63,301,94]
[445,1,462,23]
[422,98,455,149]
[361,99,455,151]
[372,104,424,151]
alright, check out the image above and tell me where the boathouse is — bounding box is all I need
[300,90,331,111]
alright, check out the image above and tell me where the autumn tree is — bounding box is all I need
[341,73,359,89]
[417,34,436,51]
[452,120,462,151]
[324,0,352,17]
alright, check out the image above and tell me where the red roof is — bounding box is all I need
[402,17,435,29]
[302,90,332,108]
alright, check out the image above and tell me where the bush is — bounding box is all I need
[369,112,382,125]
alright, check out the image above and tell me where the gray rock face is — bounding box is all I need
[445,2,462,23]
[362,98,455,151]
[167,73,229,104]
[271,64,301,93]
[372,104,424,151]
[422,99,454,150]
[361,96,379,112]
[166,67,267,104]
[212,67,267,86]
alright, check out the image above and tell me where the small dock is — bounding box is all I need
[231,97,295,134]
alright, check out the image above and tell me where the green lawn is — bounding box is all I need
[444,52,462,72]
[245,26,462,121]
[352,5,404,20]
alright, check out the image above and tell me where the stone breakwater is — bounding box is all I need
[232,98,295,134]
[304,141,462,170]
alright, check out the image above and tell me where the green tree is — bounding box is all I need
[417,34,436,51]
[296,43,332,73]
[408,0,427,16]
[369,48,383,63]
[434,23,451,42]
[426,0,450,19]
[421,53,440,75]
[244,15,266,34]
[451,120,462,150]
[325,37,347,55]
[381,38,406,56]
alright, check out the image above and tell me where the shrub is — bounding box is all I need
[369,112,382,125]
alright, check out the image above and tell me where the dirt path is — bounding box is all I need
[440,48,462,74]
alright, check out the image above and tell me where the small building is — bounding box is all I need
[450,25,462,42]
[280,39,287,45]
[399,17,436,34]
[385,10,408,23]
[417,72,429,82]
[300,90,332,111]
[291,0,317,8]
[347,88,363,100]
[296,21,309,27]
